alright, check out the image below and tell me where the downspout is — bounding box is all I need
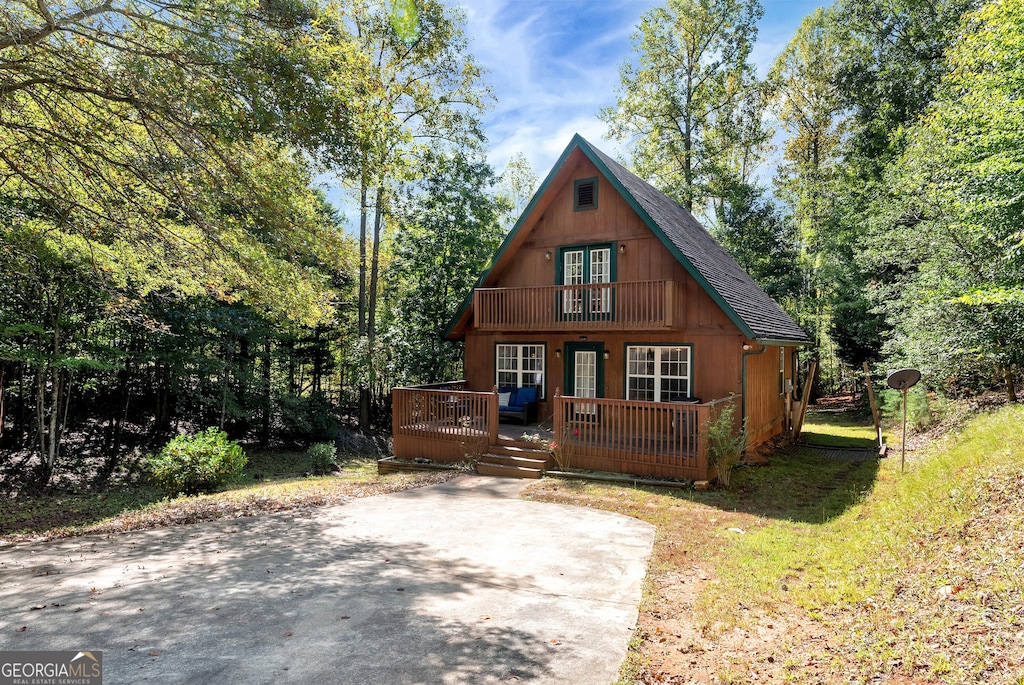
[741,342,767,431]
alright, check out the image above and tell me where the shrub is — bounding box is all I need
[147,428,247,496]
[705,400,746,488]
[306,442,337,475]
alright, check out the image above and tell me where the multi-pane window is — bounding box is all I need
[626,345,691,402]
[496,344,545,396]
[561,245,612,316]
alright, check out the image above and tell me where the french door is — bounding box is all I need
[560,246,613,319]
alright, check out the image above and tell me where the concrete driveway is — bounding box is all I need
[0,476,654,684]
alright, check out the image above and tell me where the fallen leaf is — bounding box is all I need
[148,651,162,657]
[15,627,27,632]
[548,639,562,645]
[340,615,350,620]
[283,631,293,637]
[30,605,46,611]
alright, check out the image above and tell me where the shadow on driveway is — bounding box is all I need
[0,476,653,684]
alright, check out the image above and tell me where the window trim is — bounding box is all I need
[623,343,694,402]
[573,177,598,211]
[494,342,546,400]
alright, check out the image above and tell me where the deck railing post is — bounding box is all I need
[553,388,563,447]
[696,402,710,479]
[488,385,499,445]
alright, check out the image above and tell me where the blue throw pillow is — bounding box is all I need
[516,386,537,405]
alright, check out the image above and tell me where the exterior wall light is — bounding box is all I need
[619,243,626,254]
[545,251,552,261]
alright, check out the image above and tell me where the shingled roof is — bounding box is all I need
[447,135,811,345]
[580,138,811,344]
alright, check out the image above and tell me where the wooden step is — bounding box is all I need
[487,443,551,459]
[475,462,543,479]
[480,453,549,470]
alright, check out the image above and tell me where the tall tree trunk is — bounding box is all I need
[1002,363,1018,403]
[358,181,368,338]
[261,338,272,446]
[357,183,382,432]
[0,363,5,440]
[368,185,384,342]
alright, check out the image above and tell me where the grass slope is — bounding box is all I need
[526,404,1024,683]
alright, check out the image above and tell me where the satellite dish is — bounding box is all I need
[886,368,921,391]
[885,368,922,473]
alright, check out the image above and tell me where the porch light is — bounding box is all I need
[555,348,561,358]
[619,243,626,254]
[742,343,753,351]
[545,251,552,261]
[603,350,610,360]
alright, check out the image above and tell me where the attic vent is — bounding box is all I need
[574,178,597,211]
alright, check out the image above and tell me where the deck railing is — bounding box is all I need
[473,280,682,331]
[391,382,736,481]
[392,383,497,463]
[551,394,736,480]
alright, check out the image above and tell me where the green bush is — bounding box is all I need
[147,428,247,496]
[306,442,336,475]
[705,400,746,488]
[879,387,948,431]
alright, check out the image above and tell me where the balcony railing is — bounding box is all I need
[473,280,683,331]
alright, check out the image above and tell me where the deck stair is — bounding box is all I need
[476,441,552,479]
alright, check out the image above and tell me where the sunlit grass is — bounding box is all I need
[530,403,1024,683]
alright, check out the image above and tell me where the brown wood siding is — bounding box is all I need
[743,345,791,447]
[464,329,744,424]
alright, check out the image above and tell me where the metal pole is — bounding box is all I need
[901,386,908,474]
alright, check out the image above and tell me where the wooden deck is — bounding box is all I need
[392,382,731,481]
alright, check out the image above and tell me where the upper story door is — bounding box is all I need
[559,244,614,319]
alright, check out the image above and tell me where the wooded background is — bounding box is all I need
[2,0,1021,490]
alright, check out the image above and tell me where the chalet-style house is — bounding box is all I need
[391,135,811,481]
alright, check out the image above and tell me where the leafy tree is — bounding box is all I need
[496,152,539,229]
[342,0,491,428]
[1,0,363,322]
[601,0,769,217]
[712,183,801,308]
[869,0,1024,399]
[384,150,508,384]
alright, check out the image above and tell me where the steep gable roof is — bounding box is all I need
[448,134,810,345]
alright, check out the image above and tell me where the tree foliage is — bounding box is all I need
[384,149,508,384]
[868,0,1024,399]
[601,0,769,217]
[1,0,362,322]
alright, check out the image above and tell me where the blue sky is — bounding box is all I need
[460,0,827,181]
[326,0,827,225]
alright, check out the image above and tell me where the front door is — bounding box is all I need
[564,342,604,418]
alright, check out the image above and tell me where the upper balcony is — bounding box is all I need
[472,280,684,332]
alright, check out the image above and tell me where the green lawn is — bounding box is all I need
[800,408,882,448]
[527,402,1024,683]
